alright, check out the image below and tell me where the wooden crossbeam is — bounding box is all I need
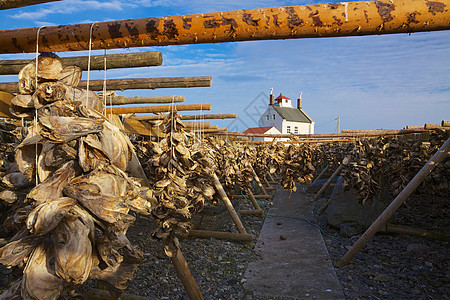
[0,52,162,75]
[0,0,61,10]
[106,95,184,105]
[132,113,236,121]
[0,76,212,93]
[111,104,210,115]
[0,0,448,53]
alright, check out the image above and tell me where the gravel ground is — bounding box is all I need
[1,188,448,299]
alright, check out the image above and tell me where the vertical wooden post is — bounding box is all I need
[212,173,248,235]
[249,164,268,195]
[169,238,204,300]
[337,138,450,266]
[313,157,349,201]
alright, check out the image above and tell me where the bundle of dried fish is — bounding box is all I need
[148,113,214,257]
[0,53,152,299]
[253,139,286,182]
[280,144,316,192]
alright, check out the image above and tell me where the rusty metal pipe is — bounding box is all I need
[0,0,448,53]
[111,104,211,114]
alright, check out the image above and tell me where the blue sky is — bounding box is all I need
[0,0,449,133]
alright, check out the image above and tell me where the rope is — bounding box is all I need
[86,22,98,105]
[34,25,46,187]
[102,49,107,117]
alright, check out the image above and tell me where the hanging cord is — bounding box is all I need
[86,22,98,105]
[102,49,107,116]
[34,25,46,187]
[169,98,175,174]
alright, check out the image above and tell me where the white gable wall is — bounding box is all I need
[258,106,283,132]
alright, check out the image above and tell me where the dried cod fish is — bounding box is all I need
[26,197,76,235]
[39,116,104,143]
[21,243,64,300]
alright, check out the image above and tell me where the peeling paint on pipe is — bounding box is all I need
[0,0,448,53]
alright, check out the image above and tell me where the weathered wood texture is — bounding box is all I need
[111,104,210,115]
[0,0,61,10]
[0,0,449,53]
[338,138,450,266]
[0,52,162,75]
[0,91,14,118]
[190,127,227,133]
[211,128,429,139]
[132,113,236,121]
[0,76,212,93]
[107,95,184,105]
[442,120,450,127]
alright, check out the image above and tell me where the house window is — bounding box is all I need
[266,115,269,121]
[294,126,298,134]
[287,126,291,133]
[273,114,275,120]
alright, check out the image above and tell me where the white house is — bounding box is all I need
[257,92,314,135]
[242,126,281,141]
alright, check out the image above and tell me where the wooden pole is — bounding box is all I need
[192,128,228,133]
[85,289,155,300]
[423,124,444,129]
[210,128,428,139]
[132,113,237,121]
[1,0,449,53]
[111,104,211,115]
[313,157,349,201]
[381,224,450,242]
[233,194,272,199]
[337,138,450,267]
[212,173,248,235]
[267,172,276,183]
[106,95,184,105]
[262,176,275,191]
[442,120,450,127]
[0,76,212,94]
[0,52,162,75]
[189,229,253,242]
[182,121,210,128]
[244,187,264,217]
[249,164,268,196]
[169,238,204,300]
[0,0,61,9]
[312,164,330,184]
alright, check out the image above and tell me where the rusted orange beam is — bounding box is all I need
[0,0,61,10]
[0,0,449,53]
[111,104,211,115]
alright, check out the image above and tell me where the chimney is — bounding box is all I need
[297,91,302,110]
[269,89,274,105]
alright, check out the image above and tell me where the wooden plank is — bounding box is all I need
[1,0,449,53]
[0,52,162,75]
[0,76,212,93]
[0,0,61,10]
[121,118,163,137]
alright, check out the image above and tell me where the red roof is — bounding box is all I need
[275,93,291,101]
[242,126,274,134]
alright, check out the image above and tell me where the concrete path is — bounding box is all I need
[244,186,344,299]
